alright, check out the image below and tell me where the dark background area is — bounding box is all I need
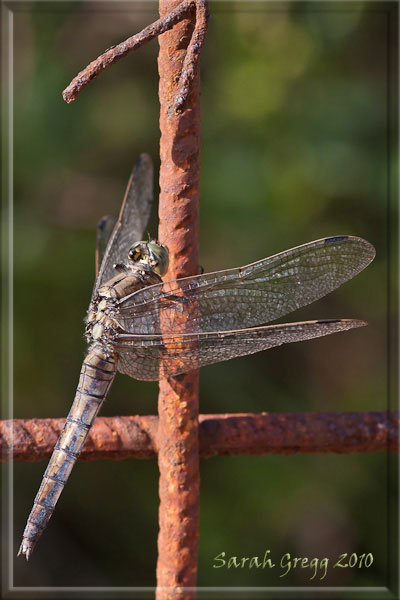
[7,0,396,592]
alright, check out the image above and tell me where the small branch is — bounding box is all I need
[2,412,398,462]
[62,0,195,104]
[174,0,209,113]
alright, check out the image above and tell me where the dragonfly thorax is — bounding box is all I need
[128,240,169,276]
[86,260,164,347]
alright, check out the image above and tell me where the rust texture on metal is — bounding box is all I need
[4,411,397,462]
[156,0,207,595]
[2,416,158,462]
[198,411,399,456]
[175,0,209,113]
[62,0,195,104]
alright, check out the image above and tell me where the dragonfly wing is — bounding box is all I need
[95,154,154,291]
[117,236,375,335]
[115,318,366,381]
[96,215,118,276]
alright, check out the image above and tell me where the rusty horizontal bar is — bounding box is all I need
[2,411,397,462]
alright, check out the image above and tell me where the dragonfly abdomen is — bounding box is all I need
[18,346,116,560]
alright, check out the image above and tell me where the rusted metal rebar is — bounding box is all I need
[2,412,398,462]
[62,0,195,104]
[156,0,206,595]
[174,0,209,113]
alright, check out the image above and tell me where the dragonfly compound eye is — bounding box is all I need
[148,242,169,276]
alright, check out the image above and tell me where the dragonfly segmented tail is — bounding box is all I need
[18,347,116,559]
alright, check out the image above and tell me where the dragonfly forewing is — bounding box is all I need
[95,153,154,290]
[116,236,375,335]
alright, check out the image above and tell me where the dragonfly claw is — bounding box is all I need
[17,539,32,561]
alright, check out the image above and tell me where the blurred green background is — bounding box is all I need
[9,0,395,592]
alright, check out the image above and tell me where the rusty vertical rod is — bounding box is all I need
[156,1,201,598]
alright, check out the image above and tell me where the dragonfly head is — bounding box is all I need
[128,240,169,276]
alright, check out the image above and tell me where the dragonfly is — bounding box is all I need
[18,153,375,559]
